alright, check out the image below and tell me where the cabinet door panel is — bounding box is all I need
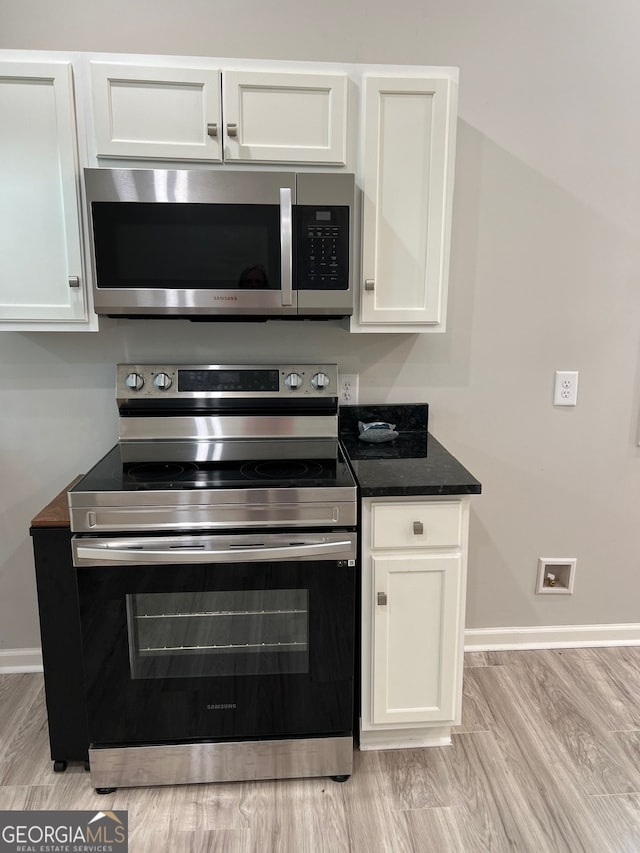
[90,62,222,161]
[0,61,87,324]
[372,553,461,724]
[360,75,456,328]
[223,71,347,164]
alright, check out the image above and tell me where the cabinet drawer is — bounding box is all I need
[371,501,461,549]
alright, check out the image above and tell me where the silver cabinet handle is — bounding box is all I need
[68,276,80,288]
[413,521,424,535]
[207,123,218,138]
[280,187,293,307]
[364,279,375,292]
[377,592,388,606]
[227,123,238,137]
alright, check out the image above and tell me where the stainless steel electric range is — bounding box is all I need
[68,363,358,793]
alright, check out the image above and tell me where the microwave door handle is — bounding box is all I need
[74,539,353,566]
[280,187,293,306]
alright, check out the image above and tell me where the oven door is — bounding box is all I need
[73,531,356,746]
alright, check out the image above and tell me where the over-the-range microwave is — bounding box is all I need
[84,168,355,321]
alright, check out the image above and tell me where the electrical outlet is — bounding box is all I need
[339,374,359,405]
[553,370,579,406]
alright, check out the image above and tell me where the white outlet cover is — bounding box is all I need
[553,370,579,406]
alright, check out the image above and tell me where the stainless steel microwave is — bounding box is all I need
[84,168,355,320]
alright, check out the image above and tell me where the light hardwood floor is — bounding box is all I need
[2,647,640,852]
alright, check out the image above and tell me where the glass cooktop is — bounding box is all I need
[72,441,356,493]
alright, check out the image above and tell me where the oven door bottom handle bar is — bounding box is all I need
[75,540,354,566]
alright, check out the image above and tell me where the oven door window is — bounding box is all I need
[91,202,281,290]
[128,588,309,679]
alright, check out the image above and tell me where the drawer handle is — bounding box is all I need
[413,521,424,535]
[377,592,387,606]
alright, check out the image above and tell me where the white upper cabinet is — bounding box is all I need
[90,62,223,161]
[0,60,90,329]
[355,73,458,332]
[90,63,347,165]
[222,70,347,164]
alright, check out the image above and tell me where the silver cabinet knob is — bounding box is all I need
[153,373,172,390]
[207,123,218,138]
[377,592,388,606]
[124,372,144,391]
[413,521,424,535]
[68,275,80,288]
[227,123,238,138]
[364,279,375,292]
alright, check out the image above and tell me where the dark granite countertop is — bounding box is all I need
[339,404,482,498]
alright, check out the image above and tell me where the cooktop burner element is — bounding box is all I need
[68,363,357,533]
[125,461,199,482]
[240,459,324,480]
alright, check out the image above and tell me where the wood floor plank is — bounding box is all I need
[453,657,496,734]
[390,805,467,853]
[442,728,568,852]
[237,774,354,853]
[504,649,640,795]
[374,745,461,810]
[586,794,640,853]
[339,750,406,852]
[0,674,46,778]
[464,664,617,852]
[127,827,250,853]
[115,779,249,835]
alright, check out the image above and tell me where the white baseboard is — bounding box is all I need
[465,623,640,651]
[0,647,43,673]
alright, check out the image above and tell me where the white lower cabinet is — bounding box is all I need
[360,497,469,750]
[0,60,91,329]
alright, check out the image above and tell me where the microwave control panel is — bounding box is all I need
[295,206,350,291]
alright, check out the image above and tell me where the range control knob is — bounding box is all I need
[284,372,302,390]
[124,372,144,391]
[311,372,330,391]
[153,372,172,391]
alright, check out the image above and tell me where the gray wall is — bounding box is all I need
[2,0,640,652]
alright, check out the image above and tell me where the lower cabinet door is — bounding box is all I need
[372,553,461,725]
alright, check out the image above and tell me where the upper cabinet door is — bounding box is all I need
[358,74,457,331]
[222,70,347,164]
[90,62,222,161]
[0,60,88,327]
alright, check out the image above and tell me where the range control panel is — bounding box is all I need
[117,364,339,399]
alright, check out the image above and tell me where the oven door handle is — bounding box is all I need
[74,539,354,566]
